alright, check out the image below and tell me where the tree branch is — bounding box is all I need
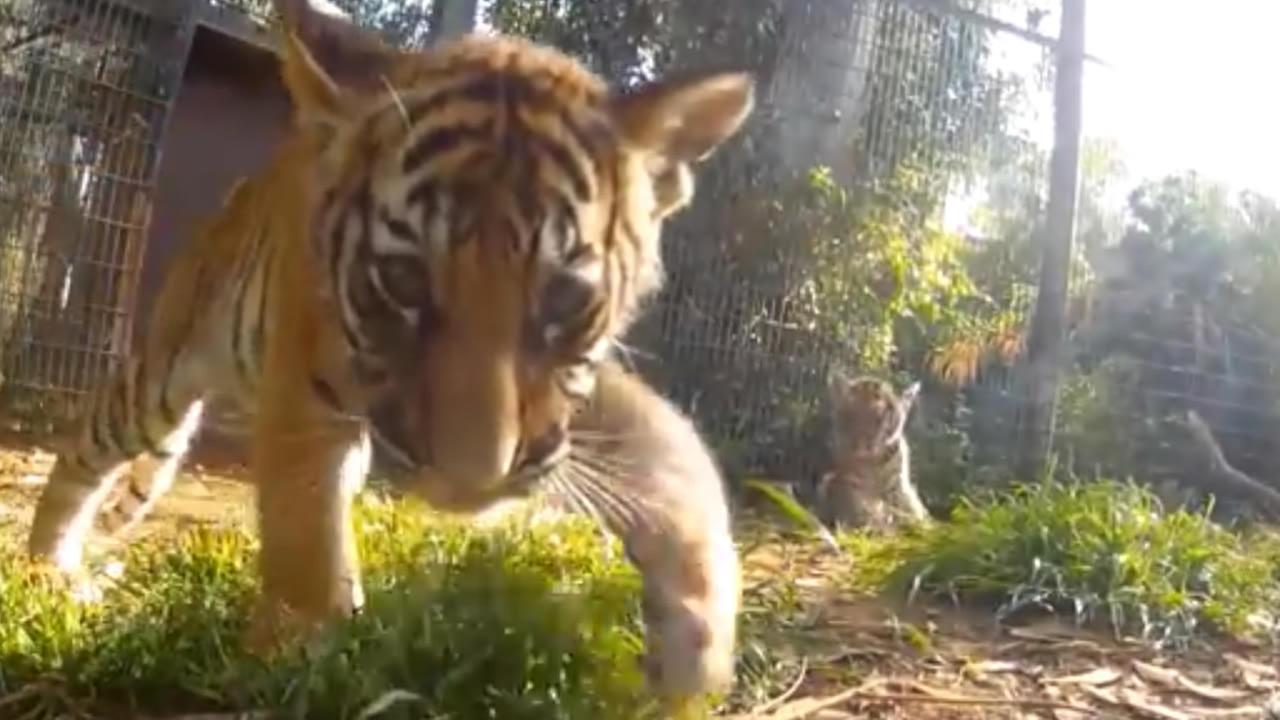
[1179,410,1280,519]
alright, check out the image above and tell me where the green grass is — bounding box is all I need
[0,497,658,720]
[873,478,1280,646]
[3,477,1276,718]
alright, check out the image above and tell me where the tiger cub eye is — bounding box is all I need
[541,271,597,326]
[376,256,430,308]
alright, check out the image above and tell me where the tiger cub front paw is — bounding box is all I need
[244,587,362,658]
[642,600,736,705]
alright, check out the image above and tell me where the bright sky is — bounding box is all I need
[1086,1,1280,199]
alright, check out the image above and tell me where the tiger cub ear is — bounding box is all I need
[274,0,397,123]
[280,31,342,122]
[827,368,856,403]
[611,72,755,163]
[610,71,755,217]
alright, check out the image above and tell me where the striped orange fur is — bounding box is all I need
[25,1,752,705]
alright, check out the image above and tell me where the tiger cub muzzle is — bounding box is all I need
[364,317,590,513]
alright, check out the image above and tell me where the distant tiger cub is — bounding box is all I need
[24,0,753,704]
[818,374,930,531]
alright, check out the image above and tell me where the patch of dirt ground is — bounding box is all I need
[740,558,1279,718]
[0,434,254,555]
[1,439,1277,719]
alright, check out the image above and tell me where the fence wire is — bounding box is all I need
[0,0,192,430]
[629,0,1057,502]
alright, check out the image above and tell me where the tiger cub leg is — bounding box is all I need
[27,355,206,575]
[246,410,370,653]
[98,439,198,538]
[565,364,740,706]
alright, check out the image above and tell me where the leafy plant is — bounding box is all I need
[743,477,840,553]
[884,478,1280,646]
[0,497,653,720]
[787,164,1028,384]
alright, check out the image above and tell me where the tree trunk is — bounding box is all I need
[430,0,477,43]
[763,0,879,184]
[1018,0,1086,478]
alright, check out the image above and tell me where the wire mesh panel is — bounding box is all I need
[1056,175,1280,521]
[206,0,276,26]
[0,0,193,430]
[629,0,1058,499]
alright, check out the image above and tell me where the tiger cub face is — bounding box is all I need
[829,374,920,462]
[277,11,753,510]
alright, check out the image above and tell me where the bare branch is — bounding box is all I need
[1179,410,1280,519]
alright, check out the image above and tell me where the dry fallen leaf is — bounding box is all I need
[1223,655,1277,679]
[1132,660,1182,688]
[1224,654,1279,692]
[1081,685,1191,720]
[1188,707,1270,718]
[1076,684,1120,706]
[964,659,1024,676]
[1132,659,1257,703]
[1175,674,1257,703]
[1045,667,1122,687]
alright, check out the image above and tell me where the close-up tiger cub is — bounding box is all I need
[22,0,753,706]
[818,373,931,531]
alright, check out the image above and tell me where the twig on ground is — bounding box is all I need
[731,676,1101,719]
[749,657,809,716]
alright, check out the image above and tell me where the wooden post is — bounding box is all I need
[1018,0,1086,478]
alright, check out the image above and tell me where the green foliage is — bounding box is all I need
[329,0,435,47]
[791,165,1025,383]
[1063,172,1280,492]
[907,393,1017,515]
[1052,361,1144,479]
[743,478,839,553]
[1101,171,1280,323]
[883,479,1280,646]
[0,497,654,720]
[484,0,670,86]
[857,0,1033,185]
[211,0,435,46]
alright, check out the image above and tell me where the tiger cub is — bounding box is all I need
[23,0,753,704]
[818,374,930,531]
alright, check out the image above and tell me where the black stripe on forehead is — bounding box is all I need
[398,72,612,199]
[402,122,494,176]
[523,105,611,203]
[533,134,591,202]
[403,73,566,125]
[402,76,498,126]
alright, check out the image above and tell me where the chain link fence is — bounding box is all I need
[628,0,1058,506]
